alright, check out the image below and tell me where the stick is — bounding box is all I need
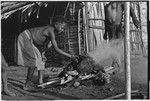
[64,2,70,17]
[104,90,139,99]
[78,9,81,55]
[82,4,89,53]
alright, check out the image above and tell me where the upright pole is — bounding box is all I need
[124,2,131,99]
[85,2,94,52]
[78,9,81,55]
[83,5,89,53]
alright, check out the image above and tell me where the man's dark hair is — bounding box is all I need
[53,15,67,24]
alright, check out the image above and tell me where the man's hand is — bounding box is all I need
[70,55,79,63]
[42,56,47,62]
[42,52,47,62]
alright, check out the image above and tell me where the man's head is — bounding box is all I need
[53,15,67,33]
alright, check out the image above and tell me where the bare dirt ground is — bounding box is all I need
[2,54,148,100]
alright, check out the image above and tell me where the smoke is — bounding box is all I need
[88,39,124,67]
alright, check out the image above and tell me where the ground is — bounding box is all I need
[2,54,148,100]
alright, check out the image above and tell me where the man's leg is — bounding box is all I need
[38,70,44,84]
[23,67,36,90]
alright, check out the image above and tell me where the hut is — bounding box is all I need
[1,1,147,65]
[0,1,148,100]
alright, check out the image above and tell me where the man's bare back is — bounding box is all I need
[105,2,123,25]
[104,2,140,40]
[29,26,53,46]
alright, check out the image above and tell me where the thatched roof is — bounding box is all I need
[1,1,85,21]
[1,1,48,20]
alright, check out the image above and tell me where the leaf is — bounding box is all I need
[27,6,34,17]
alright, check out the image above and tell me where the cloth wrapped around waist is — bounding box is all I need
[17,30,45,70]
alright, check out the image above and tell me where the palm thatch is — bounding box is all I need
[1,2,48,20]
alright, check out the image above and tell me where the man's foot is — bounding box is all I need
[36,81,45,89]
[39,81,43,85]
[36,79,43,85]
[3,90,15,97]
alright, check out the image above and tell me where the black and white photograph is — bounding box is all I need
[1,1,148,100]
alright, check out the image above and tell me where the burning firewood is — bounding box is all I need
[38,54,120,88]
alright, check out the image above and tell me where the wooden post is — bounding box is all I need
[78,9,81,55]
[83,4,89,53]
[85,2,94,52]
[124,2,131,99]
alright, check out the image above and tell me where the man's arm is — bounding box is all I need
[49,28,72,58]
[122,2,140,28]
[130,5,140,28]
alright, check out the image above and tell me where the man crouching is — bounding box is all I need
[17,15,77,91]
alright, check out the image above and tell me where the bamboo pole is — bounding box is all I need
[130,29,142,32]
[101,2,105,44]
[88,18,105,21]
[78,9,81,55]
[82,5,89,53]
[104,90,139,100]
[124,2,131,99]
[89,25,105,30]
[85,2,93,52]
